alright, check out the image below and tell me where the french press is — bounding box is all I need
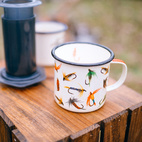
[0,0,46,88]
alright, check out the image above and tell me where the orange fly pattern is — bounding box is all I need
[86,88,101,106]
[57,78,60,91]
[55,63,62,72]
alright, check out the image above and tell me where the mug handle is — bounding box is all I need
[106,59,127,92]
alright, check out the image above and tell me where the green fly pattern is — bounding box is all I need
[85,69,97,86]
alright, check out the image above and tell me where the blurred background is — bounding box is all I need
[0,0,142,94]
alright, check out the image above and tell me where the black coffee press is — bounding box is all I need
[0,0,46,88]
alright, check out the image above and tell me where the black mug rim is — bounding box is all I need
[51,42,115,67]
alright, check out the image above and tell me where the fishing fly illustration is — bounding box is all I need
[55,95,64,105]
[63,72,77,81]
[55,63,62,72]
[99,94,106,106]
[64,84,86,97]
[101,67,109,75]
[86,88,101,107]
[67,98,84,109]
[103,78,108,88]
[85,69,97,86]
[56,78,60,91]
[73,48,80,62]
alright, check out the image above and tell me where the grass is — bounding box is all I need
[0,0,142,94]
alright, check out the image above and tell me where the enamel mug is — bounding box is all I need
[35,21,68,66]
[51,42,127,113]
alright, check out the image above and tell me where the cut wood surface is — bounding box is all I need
[101,110,128,142]
[126,102,142,142]
[0,62,142,142]
[12,129,27,142]
[70,124,100,142]
[0,109,15,142]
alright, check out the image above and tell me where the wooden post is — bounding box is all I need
[0,108,15,142]
[69,124,100,142]
[100,110,128,142]
[12,129,27,142]
[125,102,142,142]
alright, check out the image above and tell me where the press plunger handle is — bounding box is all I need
[106,59,127,92]
[0,0,42,76]
[4,7,34,20]
[0,0,42,19]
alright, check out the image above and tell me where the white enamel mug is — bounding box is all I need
[51,42,127,113]
[35,21,68,66]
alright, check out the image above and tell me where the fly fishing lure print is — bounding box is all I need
[56,78,60,91]
[67,98,84,109]
[103,78,108,88]
[55,95,64,105]
[55,63,62,72]
[85,69,97,86]
[64,84,86,97]
[101,67,109,75]
[63,72,77,81]
[99,94,106,106]
[86,88,101,107]
[73,48,80,62]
